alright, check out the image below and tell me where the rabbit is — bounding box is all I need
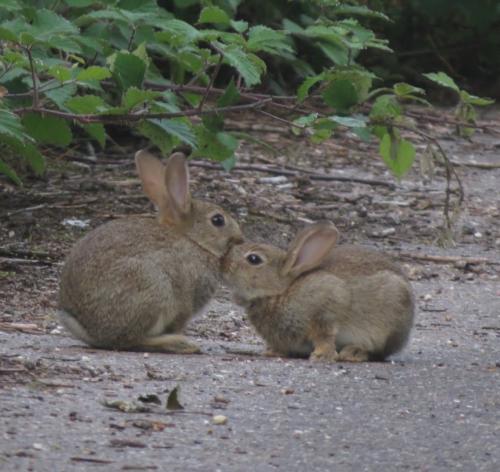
[223,223,415,362]
[58,150,243,353]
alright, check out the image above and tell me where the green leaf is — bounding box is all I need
[198,6,231,26]
[155,19,199,46]
[297,73,324,103]
[230,20,248,33]
[214,42,264,87]
[247,26,294,55]
[65,95,106,114]
[370,95,402,120]
[329,115,368,128]
[82,123,106,147]
[149,119,197,148]
[0,109,30,141]
[0,0,24,11]
[423,72,460,93]
[217,79,240,107]
[294,113,319,127]
[45,83,77,109]
[192,126,237,162]
[0,27,18,42]
[459,91,494,107]
[31,9,79,41]
[77,66,112,82]
[111,52,146,92]
[333,5,390,21]
[65,0,97,7]
[216,131,238,153]
[322,79,358,112]
[202,114,224,133]
[47,65,72,83]
[393,82,425,97]
[1,134,45,176]
[122,87,161,109]
[353,126,372,142]
[137,120,173,155]
[379,134,415,178]
[19,141,45,175]
[22,113,72,147]
[0,159,21,185]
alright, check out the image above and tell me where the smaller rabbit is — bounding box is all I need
[223,223,415,362]
[58,150,243,353]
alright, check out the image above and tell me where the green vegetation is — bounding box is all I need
[0,0,494,190]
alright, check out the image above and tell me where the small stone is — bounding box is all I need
[212,415,228,425]
[473,232,482,238]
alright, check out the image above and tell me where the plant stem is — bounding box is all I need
[14,98,273,124]
[24,47,39,109]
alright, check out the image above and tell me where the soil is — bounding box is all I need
[1,109,499,472]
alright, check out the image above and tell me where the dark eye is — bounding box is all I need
[246,253,263,265]
[211,213,225,227]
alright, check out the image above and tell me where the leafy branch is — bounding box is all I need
[0,0,494,236]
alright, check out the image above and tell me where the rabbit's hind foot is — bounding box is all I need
[140,334,201,354]
[336,345,370,362]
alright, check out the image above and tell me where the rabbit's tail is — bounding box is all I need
[57,309,93,345]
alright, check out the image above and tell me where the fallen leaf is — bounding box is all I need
[102,399,151,413]
[166,386,184,411]
[130,419,174,432]
[138,393,161,405]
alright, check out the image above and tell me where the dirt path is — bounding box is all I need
[1,110,499,471]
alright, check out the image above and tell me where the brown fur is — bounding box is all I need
[223,223,415,362]
[58,151,242,352]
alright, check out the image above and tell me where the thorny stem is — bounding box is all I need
[198,54,224,112]
[257,109,305,128]
[24,47,39,109]
[127,28,136,52]
[374,119,465,230]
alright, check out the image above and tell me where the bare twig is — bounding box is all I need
[13,99,273,123]
[398,252,500,266]
[189,160,396,188]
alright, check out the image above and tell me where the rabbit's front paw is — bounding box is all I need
[336,345,369,362]
[310,345,339,363]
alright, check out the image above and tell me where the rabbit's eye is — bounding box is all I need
[246,253,263,265]
[211,213,225,227]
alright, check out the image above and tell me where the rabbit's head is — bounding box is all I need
[135,150,243,258]
[223,223,339,305]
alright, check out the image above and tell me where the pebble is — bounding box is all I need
[212,415,228,425]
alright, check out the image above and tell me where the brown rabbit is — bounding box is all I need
[223,223,415,362]
[58,150,243,353]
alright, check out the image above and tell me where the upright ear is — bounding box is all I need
[135,150,168,209]
[281,223,339,278]
[163,152,192,223]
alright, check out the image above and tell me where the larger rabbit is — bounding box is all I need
[58,150,243,353]
[223,223,415,362]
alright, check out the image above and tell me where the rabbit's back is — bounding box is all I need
[59,217,219,348]
[325,244,407,278]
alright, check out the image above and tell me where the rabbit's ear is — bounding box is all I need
[282,224,339,278]
[163,152,192,223]
[135,150,168,208]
